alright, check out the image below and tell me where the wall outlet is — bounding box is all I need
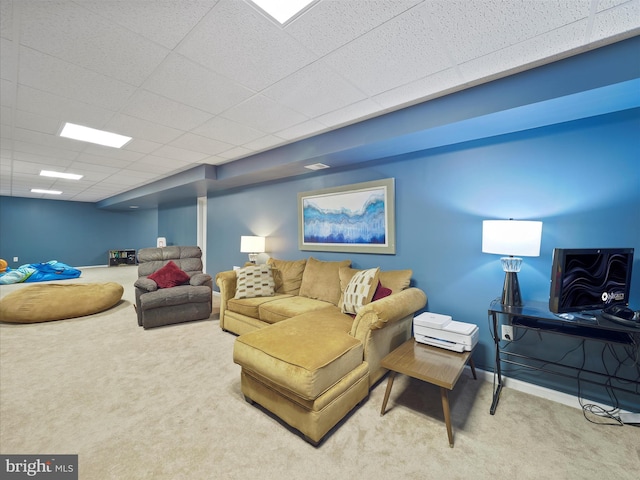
[13,256,18,262]
[501,325,514,341]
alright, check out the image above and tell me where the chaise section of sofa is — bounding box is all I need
[216,257,427,445]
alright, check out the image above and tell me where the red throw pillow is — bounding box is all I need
[148,261,190,289]
[372,281,392,302]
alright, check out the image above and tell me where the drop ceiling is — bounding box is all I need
[1,0,639,207]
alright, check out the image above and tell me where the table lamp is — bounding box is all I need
[240,236,266,264]
[482,219,543,307]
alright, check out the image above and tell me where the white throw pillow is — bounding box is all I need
[234,265,275,299]
[341,267,380,314]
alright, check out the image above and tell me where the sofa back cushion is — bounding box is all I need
[298,257,351,306]
[379,269,413,293]
[137,246,204,278]
[267,258,307,295]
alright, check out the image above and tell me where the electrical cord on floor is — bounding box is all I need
[579,401,623,426]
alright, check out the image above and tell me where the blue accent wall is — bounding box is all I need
[0,197,158,267]
[158,201,197,247]
[207,108,640,409]
[1,37,638,410]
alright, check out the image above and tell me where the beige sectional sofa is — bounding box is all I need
[215,257,427,445]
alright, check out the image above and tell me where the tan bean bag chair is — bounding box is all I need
[0,282,124,323]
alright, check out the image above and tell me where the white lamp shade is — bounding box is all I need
[240,235,265,253]
[482,220,542,257]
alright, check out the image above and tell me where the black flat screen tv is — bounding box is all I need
[549,248,634,314]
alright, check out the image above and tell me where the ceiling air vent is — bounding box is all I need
[304,163,330,171]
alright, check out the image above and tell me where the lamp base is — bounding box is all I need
[501,271,522,307]
[248,253,258,264]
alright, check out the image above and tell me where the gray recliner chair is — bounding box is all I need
[134,246,212,329]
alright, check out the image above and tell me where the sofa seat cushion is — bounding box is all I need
[234,311,362,400]
[139,284,211,310]
[258,296,336,324]
[227,293,292,319]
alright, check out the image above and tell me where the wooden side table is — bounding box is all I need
[380,338,477,447]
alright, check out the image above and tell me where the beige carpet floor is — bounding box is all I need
[1,266,638,479]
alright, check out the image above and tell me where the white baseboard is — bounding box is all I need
[467,366,635,414]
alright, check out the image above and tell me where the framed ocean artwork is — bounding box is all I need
[298,178,395,254]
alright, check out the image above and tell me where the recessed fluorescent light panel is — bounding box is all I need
[31,189,62,195]
[59,122,131,148]
[40,170,83,180]
[250,0,316,24]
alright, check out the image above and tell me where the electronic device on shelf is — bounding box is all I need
[549,247,635,317]
[600,305,640,328]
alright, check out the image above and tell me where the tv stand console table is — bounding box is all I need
[488,300,639,415]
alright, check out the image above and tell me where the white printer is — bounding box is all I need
[413,312,479,353]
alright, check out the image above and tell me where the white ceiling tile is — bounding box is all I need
[80,145,143,163]
[168,133,234,156]
[0,105,14,125]
[0,78,16,107]
[275,119,327,141]
[143,54,254,115]
[243,135,287,152]
[122,138,163,155]
[18,46,137,111]
[217,145,253,160]
[43,180,86,194]
[105,114,184,145]
[372,68,465,110]
[67,162,120,180]
[0,0,14,41]
[11,132,82,158]
[19,1,170,86]
[151,145,210,163]
[11,150,73,168]
[591,0,640,41]
[73,153,134,170]
[262,60,367,117]
[178,0,317,91]
[424,0,591,65]
[192,116,266,145]
[11,159,53,175]
[122,90,213,131]
[103,170,163,186]
[16,85,116,129]
[221,95,308,134]
[285,0,422,56]
[0,37,17,81]
[324,5,452,96]
[126,156,194,175]
[458,20,588,84]
[14,110,60,135]
[597,0,635,12]
[80,0,217,50]
[315,98,387,128]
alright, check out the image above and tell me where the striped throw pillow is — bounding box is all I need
[234,265,276,299]
[341,267,380,315]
